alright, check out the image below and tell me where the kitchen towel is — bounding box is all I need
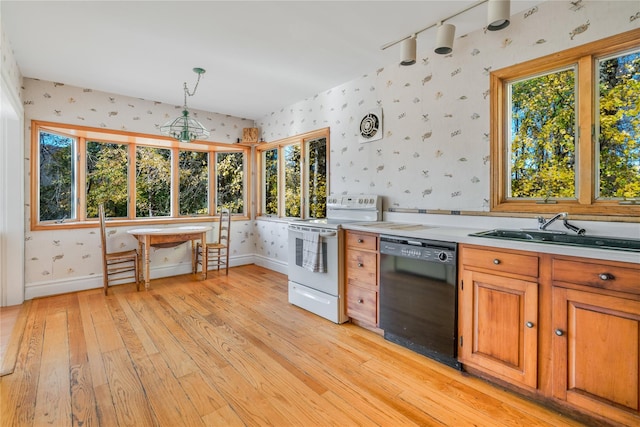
[302,231,325,273]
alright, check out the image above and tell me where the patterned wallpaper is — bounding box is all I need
[253,0,640,265]
[258,0,639,211]
[22,80,256,295]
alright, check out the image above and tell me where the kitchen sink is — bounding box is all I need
[470,229,640,252]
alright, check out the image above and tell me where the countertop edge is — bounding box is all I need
[342,223,640,264]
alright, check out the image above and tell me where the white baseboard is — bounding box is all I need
[25,254,258,300]
[253,255,288,275]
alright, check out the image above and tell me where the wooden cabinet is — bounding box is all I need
[345,231,379,331]
[459,244,640,425]
[551,257,640,426]
[458,245,539,388]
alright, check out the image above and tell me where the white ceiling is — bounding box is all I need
[2,0,540,120]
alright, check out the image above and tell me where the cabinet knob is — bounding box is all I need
[599,273,613,281]
[357,298,364,304]
[358,239,364,243]
[555,329,564,336]
[526,321,534,328]
[358,263,364,268]
[493,259,501,265]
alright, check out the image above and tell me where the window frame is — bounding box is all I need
[31,120,251,230]
[256,128,329,219]
[490,28,640,217]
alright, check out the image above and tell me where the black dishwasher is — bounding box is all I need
[379,235,460,370]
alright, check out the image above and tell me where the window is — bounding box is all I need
[31,121,249,229]
[216,152,244,214]
[491,30,639,216]
[39,130,76,222]
[136,146,171,218]
[257,128,329,219]
[179,150,209,216]
[86,140,129,218]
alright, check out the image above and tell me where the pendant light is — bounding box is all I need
[400,35,417,66]
[487,0,510,31]
[434,23,455,55]
[160,67,210,143]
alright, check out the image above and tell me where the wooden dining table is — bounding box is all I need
[127,225,212,290]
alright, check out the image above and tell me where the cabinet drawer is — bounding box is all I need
[462,247,539,278]
[552,259,640,295]
[346,285,377,325]
[346,232,377,251]
[346,250,377,288]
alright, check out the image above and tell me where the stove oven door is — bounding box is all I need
[287,225,340,295]
[287,224,346,323]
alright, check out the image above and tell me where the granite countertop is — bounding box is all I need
[343,221,640,264]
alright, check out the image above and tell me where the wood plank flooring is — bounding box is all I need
[0,302,30,376]
[0,265,587,426]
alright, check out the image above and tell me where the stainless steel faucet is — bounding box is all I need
[537,212,566,231]
[537,212,586,235]
[563,217,586,235]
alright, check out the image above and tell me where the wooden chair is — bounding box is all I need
[99,204,140,295]
[193,208,231,278]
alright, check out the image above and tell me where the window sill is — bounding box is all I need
[31,214,250,231]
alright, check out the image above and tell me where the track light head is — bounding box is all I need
[400,35,417,66]
[487,0,510,31]
[435,23,455,55]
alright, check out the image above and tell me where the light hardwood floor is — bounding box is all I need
[1,265,587,426]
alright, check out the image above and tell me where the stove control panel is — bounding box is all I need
[327,194,381,210]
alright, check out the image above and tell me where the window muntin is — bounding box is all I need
[216,151,244,214]
[256,128,329,219]
[507,67,578,200]
[38,130,76,222]
[595,48,640,200]
[31,121,249,228]
[179,150,209,216]
[491,30,639,216]
[86,141,129,218]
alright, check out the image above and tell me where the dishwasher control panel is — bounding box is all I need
[380,236,456,265]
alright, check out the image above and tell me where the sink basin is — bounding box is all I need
[470,229,640,252]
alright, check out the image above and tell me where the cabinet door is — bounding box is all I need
[552,287,640,424]
[459,270,538,388]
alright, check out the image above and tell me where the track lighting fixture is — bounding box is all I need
[380,0,512,58]
[435,23,455,55]
[400,35,417,66]
[487,0,510,31]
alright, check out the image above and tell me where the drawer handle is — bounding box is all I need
[358,239,364,243]
[526,321,534,328]
[357,298,364,304]
[555,329,564,336]
[599,273,614,281]
[358,263,364,268]
[493,259,501,265]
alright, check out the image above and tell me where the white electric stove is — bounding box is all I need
[287,195,382,323]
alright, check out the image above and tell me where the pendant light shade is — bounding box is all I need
[160,67,210,143]
[434,23,455,55]
[160,109,210,143]
[400,35,416,66]
[487,0,510,31]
